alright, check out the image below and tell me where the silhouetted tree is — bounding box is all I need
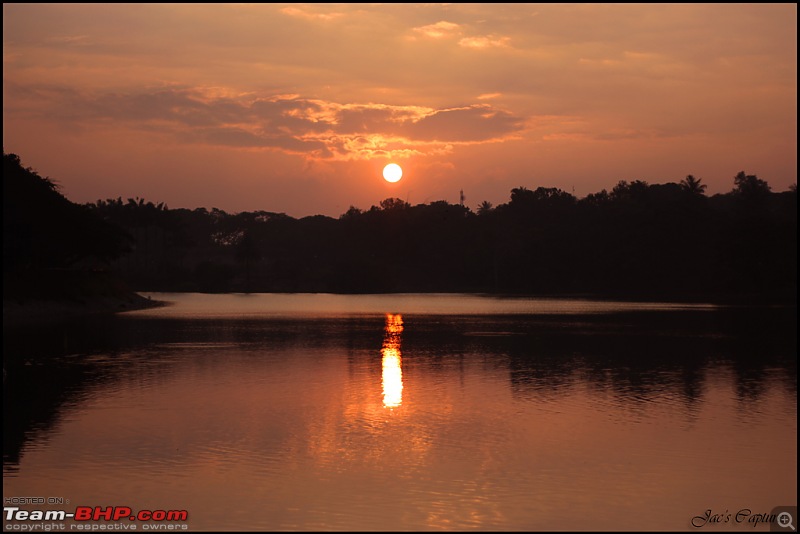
[733,171,771,198]
[610,179,649,201]
[509,186,533,205]
[35,153,791,303]
[379,198,410,211]
[3,152,132,271]
[340,206,363,220]
[680,174,707,195]
[235,230,262,292]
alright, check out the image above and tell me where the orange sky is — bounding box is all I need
[3,3,797,217]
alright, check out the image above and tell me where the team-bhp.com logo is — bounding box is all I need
[5,505,188,525]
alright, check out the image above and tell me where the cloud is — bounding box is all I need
[279,6,344,22]
[592,129,667,141]
[458,35,511,49]
[45,34,91,46]
[403,105,524,142]
[412,21,462,39]
[7,84,526,161]
[409,21,511,51]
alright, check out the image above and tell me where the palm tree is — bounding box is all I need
[680,175,707,195]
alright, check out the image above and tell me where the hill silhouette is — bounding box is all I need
[3,152,160,324]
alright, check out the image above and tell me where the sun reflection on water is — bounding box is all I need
[381,313,404,408]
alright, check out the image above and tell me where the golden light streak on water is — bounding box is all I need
[382,313,404,408]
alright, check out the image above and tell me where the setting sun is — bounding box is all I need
[382,163,403,183]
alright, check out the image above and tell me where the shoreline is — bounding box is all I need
[3,293,167,328]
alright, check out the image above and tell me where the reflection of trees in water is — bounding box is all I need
[504,335,713,416]
[3,318,200,470]
[400,309,796,410]
[3,317,125,468]
[3,315,391,471]
[3,307,795,473]
[389,310,796,419]
[496,309,796,410]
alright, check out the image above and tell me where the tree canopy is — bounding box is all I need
[3,152,132,271]
[4,150,795,304]
[82,173,795,303]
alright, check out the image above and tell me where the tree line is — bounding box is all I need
[3,151,796,303]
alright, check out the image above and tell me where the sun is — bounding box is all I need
[383,163,403,183]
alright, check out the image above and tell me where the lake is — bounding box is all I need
[2,293,796,531]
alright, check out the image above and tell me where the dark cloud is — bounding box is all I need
[403,105,524,142]
[336,107,404,134]
[6,84,526,158]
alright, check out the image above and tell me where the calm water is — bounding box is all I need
[3,293,797,531]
